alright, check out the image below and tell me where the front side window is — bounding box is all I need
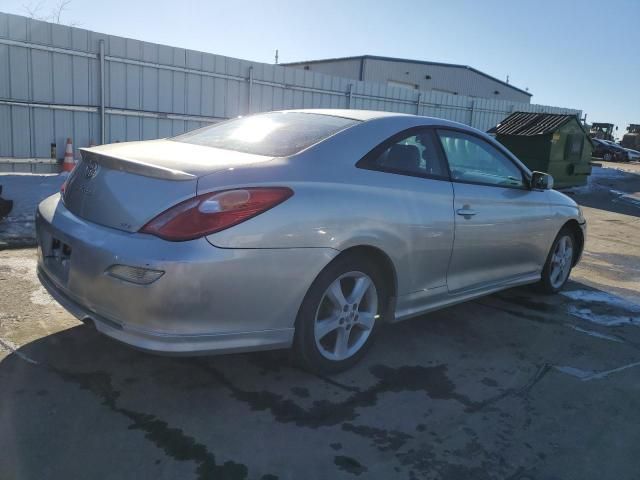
[362,129,448,178]
[437,130,524,188]
[171,112,360,157]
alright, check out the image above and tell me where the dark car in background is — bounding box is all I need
[621,146,640,162]
[592,138,630,162]
[602,140,640,162]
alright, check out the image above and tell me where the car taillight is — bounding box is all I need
[140,187,293,241]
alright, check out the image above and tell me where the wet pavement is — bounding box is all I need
[1,163,639,479]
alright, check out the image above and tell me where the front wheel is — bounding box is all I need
[293,254,387,373]
[537,228,575,294]
[603,152,613,162]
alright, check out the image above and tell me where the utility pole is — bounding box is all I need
[275,49,279,64]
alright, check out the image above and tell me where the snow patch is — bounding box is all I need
[561,290,640,312]
[562,166,637,195]
[567,306,637,327]
[590,166,630,178]
[561,290,640,327]
[0,173,65,245]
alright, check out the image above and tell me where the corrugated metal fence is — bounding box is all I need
[0,12,581,159]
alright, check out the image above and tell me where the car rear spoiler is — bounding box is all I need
[79,148,196,181]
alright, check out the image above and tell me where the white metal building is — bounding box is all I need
[282,55,532,104]
[1,13,579,159]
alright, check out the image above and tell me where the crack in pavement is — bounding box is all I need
[464,364,552,413]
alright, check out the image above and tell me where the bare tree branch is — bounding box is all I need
[51,0,72,24]
[21,0,78,25]
[22,0,48,20]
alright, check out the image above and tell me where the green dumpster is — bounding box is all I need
[490,112,593,188]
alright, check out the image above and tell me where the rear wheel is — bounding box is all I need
[294,254,387,373]
[603,152,613,161]
[538,228,575,294]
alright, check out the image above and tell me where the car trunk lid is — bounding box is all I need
[62,140,271,233]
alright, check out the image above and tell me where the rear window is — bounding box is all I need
[171,112,360,157]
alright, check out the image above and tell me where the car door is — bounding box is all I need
[357,127,454,296]
[436,129,552,293]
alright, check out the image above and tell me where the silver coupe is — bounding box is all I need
[36,109,586,372]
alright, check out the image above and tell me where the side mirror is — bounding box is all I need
[531,171,554,190]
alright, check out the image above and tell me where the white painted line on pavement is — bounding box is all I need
[566,324,623,343]
[0,336,39,365]
[556,361,640,381]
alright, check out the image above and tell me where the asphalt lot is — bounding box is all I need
[1,163,639,480]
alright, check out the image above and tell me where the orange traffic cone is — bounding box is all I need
[62,138,75,172]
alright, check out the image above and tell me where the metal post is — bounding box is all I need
[470,100,475,128]
[347,84,353,109]
[248,66,254,114]
[99,40,105,144]
[416,92,422,115]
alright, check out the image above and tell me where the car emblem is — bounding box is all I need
[85,161,99,179]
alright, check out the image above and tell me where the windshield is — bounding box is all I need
[171,112,360,157]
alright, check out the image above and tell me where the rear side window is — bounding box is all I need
[359,128,449,179]
[171,112,359,157]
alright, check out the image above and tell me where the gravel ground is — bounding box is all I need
[0,162,639,480]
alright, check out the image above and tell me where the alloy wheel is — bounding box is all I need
[549,235,574,289]
[313,271,378,361]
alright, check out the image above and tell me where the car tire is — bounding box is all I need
[537,227,576,294]
[603,152,612,162]
[293,253,388,373]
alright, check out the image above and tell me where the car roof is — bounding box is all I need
[278,109,476,132]
[281,108,414,122]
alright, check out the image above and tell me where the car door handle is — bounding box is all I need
[456,208,477,217]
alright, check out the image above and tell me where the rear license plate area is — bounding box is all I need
[44,237,72,284]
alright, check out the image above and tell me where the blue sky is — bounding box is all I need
[3,0,639,138]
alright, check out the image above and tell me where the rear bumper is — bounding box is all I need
[37,267,293,355]
[36,194,338,354]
